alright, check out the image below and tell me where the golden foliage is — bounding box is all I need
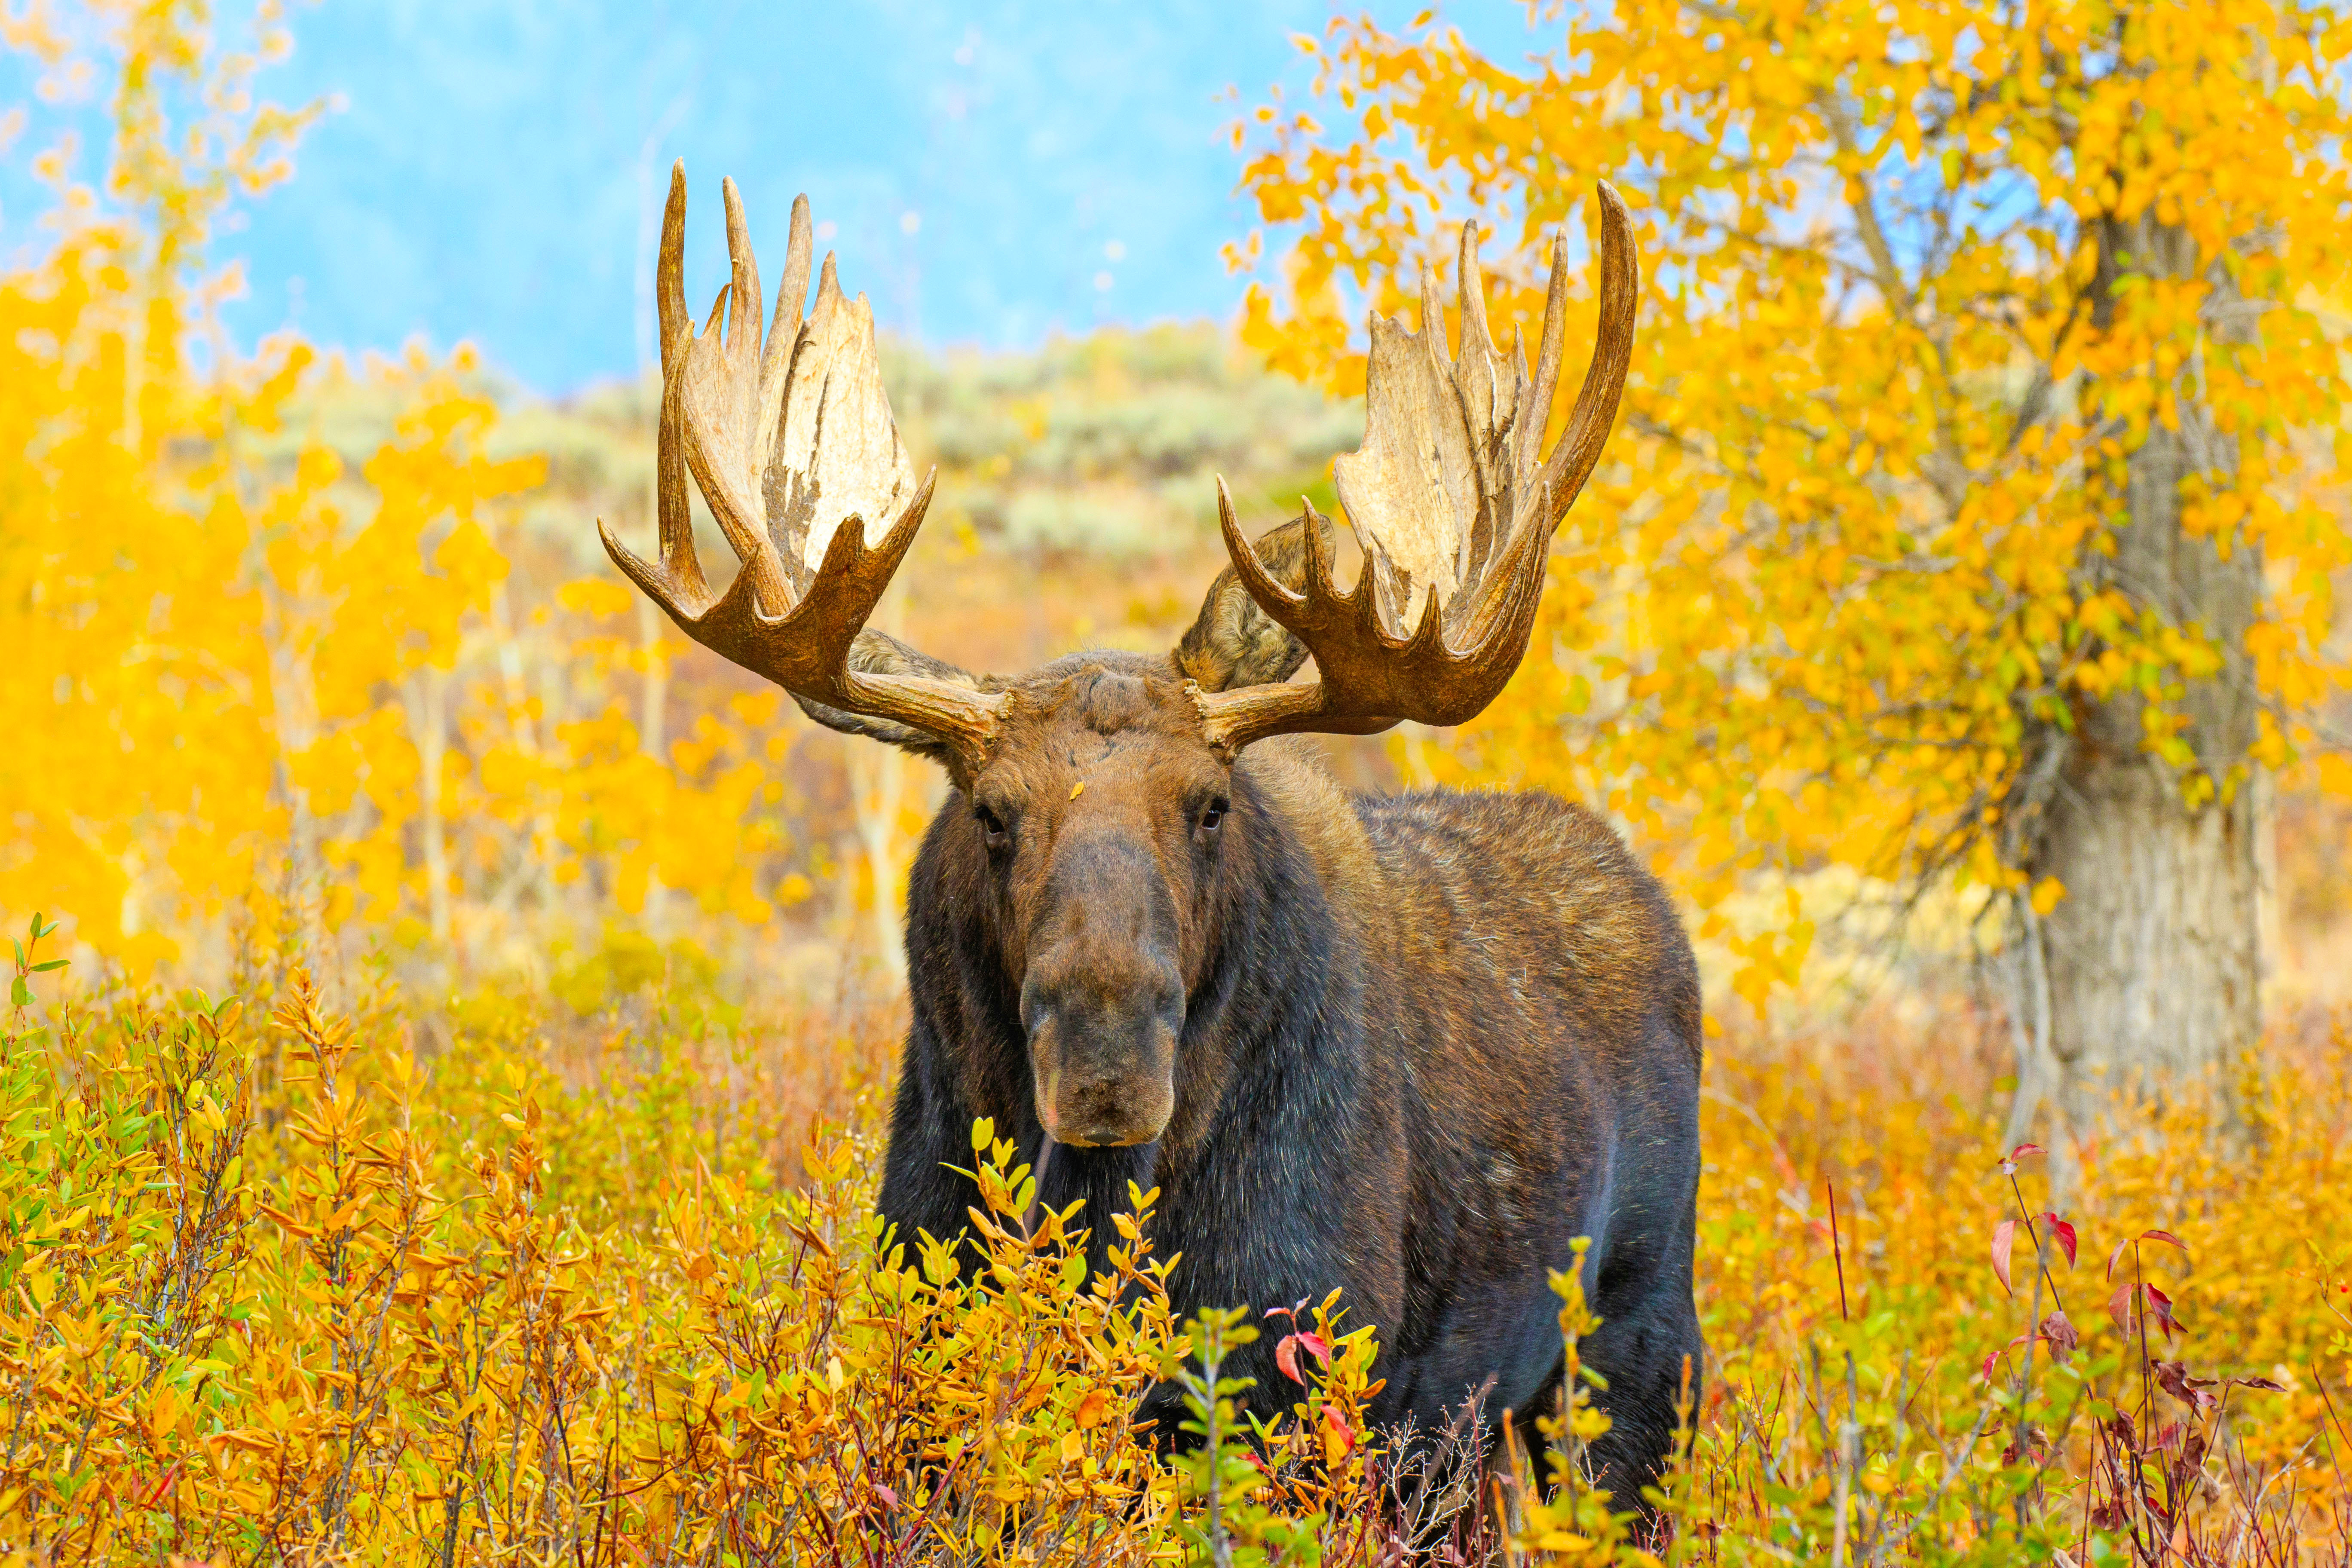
[1233,0,2352,1003]
[0,935,1393,1565]
[2,934,2346,1564]
[0,5,810,978]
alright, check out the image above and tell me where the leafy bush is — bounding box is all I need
[3,919,2347,1565]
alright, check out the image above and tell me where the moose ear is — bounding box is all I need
[791,630,998,768]
[1175,511,1334,692]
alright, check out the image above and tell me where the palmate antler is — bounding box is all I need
[1192,186,1638,757]
[597,165,1007,777]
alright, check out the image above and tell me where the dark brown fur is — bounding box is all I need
[868,648,1704,1504]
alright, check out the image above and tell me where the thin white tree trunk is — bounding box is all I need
[848,741,910,992]
[407,668,453,948]
[638,595,671,939]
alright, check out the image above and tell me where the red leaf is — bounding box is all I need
[2011,1143,2044,1159]
[1321,1401,1357,1453]
[1992,1218,2018,1294]
[1982,1330,2047,1382]
[2108,1280,2140,1336]
[2155,1360,2217,1415]
[873,1482,899,1510]
[137,1461,182,1509]
[2227,1374,2287,1393]
[1274,1328,1332,1385]
[2145,1283,2181,1340]
[2041,1309,2079,1361]
[2038,1213,2077,1270]
[2103,1229,2185,1283]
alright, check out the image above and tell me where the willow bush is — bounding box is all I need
[2,922,2345,1566]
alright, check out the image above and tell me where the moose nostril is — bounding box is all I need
[1023,982,1179,1149]
[1055,1072,1172,1148]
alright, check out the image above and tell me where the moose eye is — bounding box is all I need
[1195,797,1228,839]
[974,804,1010,849]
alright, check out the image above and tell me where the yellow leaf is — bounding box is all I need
[2318,753,2352,799]
[2030,876,2066,917]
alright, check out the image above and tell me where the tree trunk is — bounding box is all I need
[2029,214,2266,1136]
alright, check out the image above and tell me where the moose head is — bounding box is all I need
[600,166,1635,1151]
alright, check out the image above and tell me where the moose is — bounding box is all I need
[601,165,1703,1502]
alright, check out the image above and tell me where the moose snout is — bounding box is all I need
[1022,969,1182,1148]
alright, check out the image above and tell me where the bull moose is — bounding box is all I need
[600,165,1703,1502]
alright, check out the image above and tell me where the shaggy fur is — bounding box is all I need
[870,648,1704,1502]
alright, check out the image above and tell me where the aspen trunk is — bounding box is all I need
[848,740,910,993]
[637,595,671,938]
[407,668,453,949]
[2031,214,2266,1134]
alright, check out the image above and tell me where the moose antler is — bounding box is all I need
[1192,184,1638,757]
[598,165,1007,776]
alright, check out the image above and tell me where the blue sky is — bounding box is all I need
[3,2,1546,392]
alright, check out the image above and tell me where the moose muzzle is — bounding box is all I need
[1018,833,1184,1148]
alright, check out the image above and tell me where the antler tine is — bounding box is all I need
[750,194,814,555]
[599,164,710,619]
[1449,190,1635,649]
[677,179,793,617]
[658,162,690,386]
[1524,228,1571,491]
[1192,181,1638,759]
[1449,218,1519,597]
[1456,219,1501,382]
[1213,478,1304,615]
[721,178,762,412]
[1533,182,1637,534]
[598,362,714,618]
[600,168,1008,781]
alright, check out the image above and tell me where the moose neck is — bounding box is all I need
[1154,754,1369,1170]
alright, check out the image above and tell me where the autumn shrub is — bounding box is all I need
[1653,1012,2352,1567]
[2,915,2346,1567]
[0,919,1401,1567]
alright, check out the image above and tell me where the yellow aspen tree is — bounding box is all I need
[1236,1,2352,1134]
[0,1,320,969]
